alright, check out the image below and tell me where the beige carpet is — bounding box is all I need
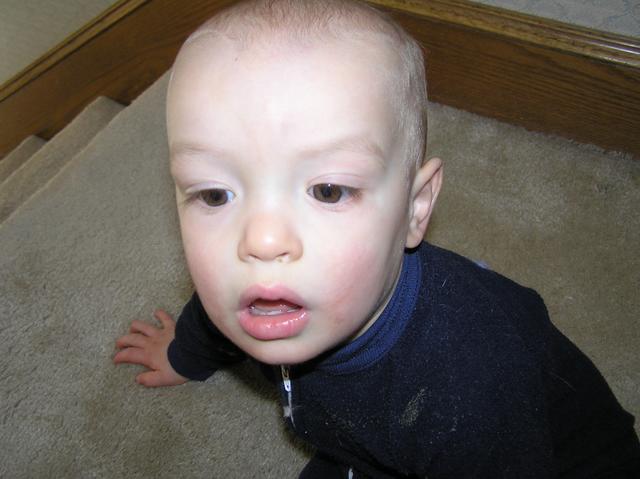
[0,72,637,478]
[0,136,45,184]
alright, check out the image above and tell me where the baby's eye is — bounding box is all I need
[308,183,356,204]
[197,188,235,207]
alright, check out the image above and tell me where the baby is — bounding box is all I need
[114,0,640,477]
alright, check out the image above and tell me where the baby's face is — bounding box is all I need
[168,35,417,364]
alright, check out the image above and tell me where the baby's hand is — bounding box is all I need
[114,309,188,387]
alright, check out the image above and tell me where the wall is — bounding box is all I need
[0,0,117,85]
[472,0,640,37]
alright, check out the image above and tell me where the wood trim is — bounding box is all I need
[1,0,639,160]
[369,0,640,68]
[0,0,238,160]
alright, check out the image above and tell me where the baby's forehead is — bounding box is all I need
[172,29,402,115]
[168,2,425,176]
[171,33,402,127]
[174,29,398,117]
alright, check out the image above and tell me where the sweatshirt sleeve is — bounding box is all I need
[167,292,246,381]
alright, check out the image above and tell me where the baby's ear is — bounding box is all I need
[406,157,443,248]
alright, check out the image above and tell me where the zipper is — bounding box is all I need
[280,365,295,428]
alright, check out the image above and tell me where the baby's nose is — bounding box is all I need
[238,212,303,263]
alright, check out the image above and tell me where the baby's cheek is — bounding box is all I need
[182,235,231,312]
[324,243,386,321]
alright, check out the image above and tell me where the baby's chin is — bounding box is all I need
[240,337,332,366]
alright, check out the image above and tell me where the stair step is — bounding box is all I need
[0,135,46,183]
[0,96,123,223]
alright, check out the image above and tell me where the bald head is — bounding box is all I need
[189,0,406,48]
[169,0,428,171]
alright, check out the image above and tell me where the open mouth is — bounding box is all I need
[238,286,309,340]
[238,303,308,340]
[249,299,302,316]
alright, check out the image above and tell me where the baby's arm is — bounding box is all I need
[114,309,188,387]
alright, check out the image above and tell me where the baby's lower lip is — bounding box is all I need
[237,305,308,340]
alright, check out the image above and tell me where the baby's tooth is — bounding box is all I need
[249,303,299,316]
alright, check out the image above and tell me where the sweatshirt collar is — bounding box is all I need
[314,248,422,374]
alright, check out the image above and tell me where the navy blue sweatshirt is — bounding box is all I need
[168,242,640,478]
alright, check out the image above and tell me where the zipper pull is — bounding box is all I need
[280,365,295,427]
[281,365,292,392]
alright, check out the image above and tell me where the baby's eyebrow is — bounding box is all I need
[169,136,387,169]
[297,135,386,167]
[170,142,226,162]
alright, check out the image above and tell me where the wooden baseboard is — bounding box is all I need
[372,0,640,157]
[1,0,639,160]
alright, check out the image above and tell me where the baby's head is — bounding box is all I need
[167,0,443,365]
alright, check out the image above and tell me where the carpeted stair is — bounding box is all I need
[0,97,123,223]
[0,72,638,478]
[0,135,46,184]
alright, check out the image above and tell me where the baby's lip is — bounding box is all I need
[238,284,305,310]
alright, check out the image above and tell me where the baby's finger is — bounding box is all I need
[129,319,158,337]
[136,370,172,388]
[115,333,147,350]
[153,309,175,329]
[113,347,149,367]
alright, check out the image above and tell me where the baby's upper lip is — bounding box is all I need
[238,284,305,310]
